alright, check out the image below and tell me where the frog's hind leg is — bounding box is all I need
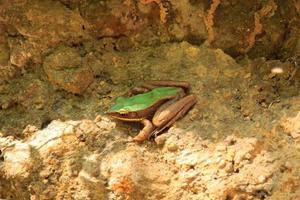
[132,119,155,142]
[127,80,190,96]
[151,94,197,137]
[145,80,190,90]
[126,83,154,96]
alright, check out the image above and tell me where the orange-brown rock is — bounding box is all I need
[43,46,94,94]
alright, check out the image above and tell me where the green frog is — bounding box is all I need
[107,80,197,142]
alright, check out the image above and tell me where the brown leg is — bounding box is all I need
[145,80,190,90]
[126,83,157,96]
[127,80,190,96]
[125,86,150,96]
[132,119,155,142]
[151,94,197,137]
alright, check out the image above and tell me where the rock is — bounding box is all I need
[166,142,179,152]
[281,112,300,140]
[43,46,94,94]
[0,118,287,199]
[257,175,267,184]
[155,134,167,146]
[1,1,90,68]
[217,159,226,169]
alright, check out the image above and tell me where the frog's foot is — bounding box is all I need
[132,119,155,142]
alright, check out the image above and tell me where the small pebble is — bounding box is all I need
[244,73,251,79]
[204,159,212,166]
[42,179,49,184]
[284,161,292,170]
[224,163,234,173]
[245,153,252,159]
[257,175,266,183]
[94,115,102,122]
[155,135,167,146]
[218,159,226,169]
[271,67,283,74]
[167,143,179,152]
[226,149,235,161]
[2,102,9,109]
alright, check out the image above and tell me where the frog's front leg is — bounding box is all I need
[132,119,155,142]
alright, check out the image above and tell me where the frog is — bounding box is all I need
[107,80,197,142]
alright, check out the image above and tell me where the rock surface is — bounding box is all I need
[0,1,299,198]
[0,40,299,199]
[43,46,94,94]
[1,115,299,199]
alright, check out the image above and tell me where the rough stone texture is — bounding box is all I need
[0,0,299,111]
[0,40,299,136]
[281,112,300,140]
[0,0,90,67]
[43,46,94,94]
[0,114,299,199]
[0,2,299,196]
[0,41,299,199]
[0,0,298,72]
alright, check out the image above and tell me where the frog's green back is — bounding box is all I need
[108,87,180,113]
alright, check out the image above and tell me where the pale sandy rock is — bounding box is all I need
[281,112,300,140]
[158,128,279,200]
[0,115,293,199]
[2,141,32,177]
